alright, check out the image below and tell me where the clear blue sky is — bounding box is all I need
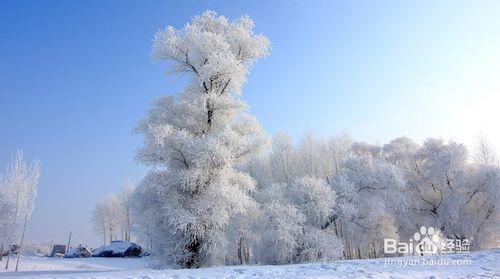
[1,0,499,247]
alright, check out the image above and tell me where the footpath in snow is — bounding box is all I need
[0,249,498,278]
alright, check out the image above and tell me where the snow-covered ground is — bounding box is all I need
[0,249,498,278]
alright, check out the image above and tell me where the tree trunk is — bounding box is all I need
[185,238,201,268]
[245,246,250,263]
[109,226,113,243]
[5,246,10,269]
[102,221,107,245]
[207,106,213,129]
[237,237,244,265]
[126,208,131,241]
[15,212,28,272]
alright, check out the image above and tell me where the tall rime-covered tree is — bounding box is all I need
[134,11,269,268]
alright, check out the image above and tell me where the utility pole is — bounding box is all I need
[49,240,53,257]
[66,231,72,253]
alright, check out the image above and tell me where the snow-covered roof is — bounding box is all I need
[92,241,136,256]
[66,246,91,257]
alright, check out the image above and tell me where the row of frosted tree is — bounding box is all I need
[91,184,134,245]
[0,150,40,271]
[101,11,498,268]
[245,133,499,262]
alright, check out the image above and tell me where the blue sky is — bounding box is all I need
[1,0,499,246]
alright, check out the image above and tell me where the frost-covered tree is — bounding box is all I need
[333,153,405,259]
[256,177,343,264]
[225,202,260,265]
[253,132,352,188]
[120,183,134,242]
[326,134,353,177]
[134,11,269,268]
[382,137,419,167]
[269,133,295,184]
[0,150,40,271]
[288,177,336,228]
[404,139,470,235]
[258,202,305,264]
[294,133,326,179]
[91,183,136,245]
[91,201,108,246]
[459,164,499,249]
[473,134,498,166]
[0,176,16,258]
[91,195,123,245]
[382,138,500,249]
[294,132,348,182]
[246,132,500,258]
